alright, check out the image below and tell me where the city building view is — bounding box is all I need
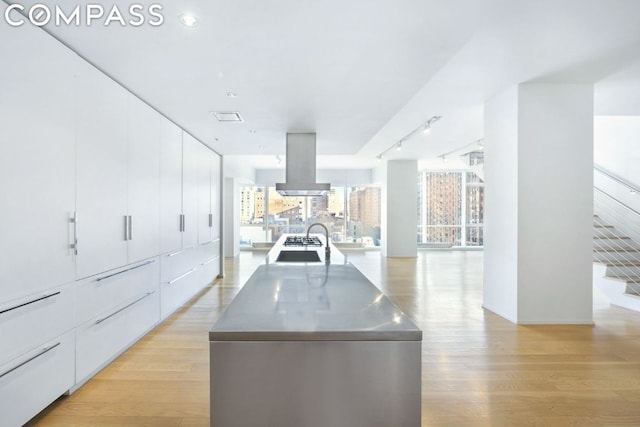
[417,170,484,247]
[240,186,382,247]
[240,168,483,249]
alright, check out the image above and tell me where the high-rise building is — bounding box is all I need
[240,187,254,224]
[422,172,462,244]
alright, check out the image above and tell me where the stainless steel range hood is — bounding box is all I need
[276,133,330,196]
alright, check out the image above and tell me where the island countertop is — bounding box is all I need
[209,235,421,341]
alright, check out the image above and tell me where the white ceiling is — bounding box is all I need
[10,0,640,168]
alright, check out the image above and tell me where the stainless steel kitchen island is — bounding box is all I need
[209,236,422,427]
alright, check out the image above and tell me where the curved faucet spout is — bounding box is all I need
[307,222,330,262]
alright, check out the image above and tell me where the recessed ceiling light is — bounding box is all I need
[249,130,257,134]
[226,91,238,98]
[179,13,198,27]
[211,111,243,122]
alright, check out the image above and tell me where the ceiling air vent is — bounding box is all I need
[211,111,243,122]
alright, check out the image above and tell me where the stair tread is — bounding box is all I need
[596,261,640,267]
[606,275,640,283]
[593,248,640,252]
[593,236,631,240]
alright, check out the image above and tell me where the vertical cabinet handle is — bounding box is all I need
[124,215,133,241]
[209,213,213,228]
[128,215,133,240]
[70,211,78,255]
[180,214,185,232]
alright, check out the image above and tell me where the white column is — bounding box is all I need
[484,83,593,324]
[382,159,418,258]
[224,177,240,257]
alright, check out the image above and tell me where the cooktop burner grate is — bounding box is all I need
[283,236,323,247]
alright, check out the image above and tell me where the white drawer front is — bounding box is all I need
[0,330,75,427]
[160,247,198,283]
[160,266,200,319]
[76,258,159,326]
[199,255,220,288]
[76,290,159,382]
[0,283,75,366]
[198,239,220,263]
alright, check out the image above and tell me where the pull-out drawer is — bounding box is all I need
[76,258,159,326]
[199,254,220,288]
[198,239,220,287]
[160,246,198,283]
[160,264,200,319]
[0,283,75,366]
[76,290,159,382]
[0,330,75,427]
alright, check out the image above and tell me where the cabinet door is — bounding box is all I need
[211,153,222,241]
[198,145,213,245]
[160,119,183,254]
[182,133,199,248]
[75,62,128,279]
[0,23,76,302]
[127,95,160,263]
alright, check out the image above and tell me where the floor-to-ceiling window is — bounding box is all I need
[239,185,381,247]
[417,170,484,247]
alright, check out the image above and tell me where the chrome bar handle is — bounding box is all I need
[128,215,133,241]
[179,214,185,232]
[95,259,156,282]
[168,268,197,285]
[70,211,78,255]
[95,291,155,325]
[0,342,61,379]
[202,256,217,266]
[167,249,185,257]
[0,291,61,315]
[124,215,129,241]
[209,213,213,228]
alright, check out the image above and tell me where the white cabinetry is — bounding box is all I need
[76,73,161,278]
[160,121,184,255]
[75,260,160,383]
[0,331,75,427]
[127,95,161,263]
[0,23,76,303]
[75,61,129,279]
[197,145,222,285]
[183,133,200,248]
[1,17,222,426]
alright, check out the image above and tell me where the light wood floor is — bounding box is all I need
[28,251,640,426]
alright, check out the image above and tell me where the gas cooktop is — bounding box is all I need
[283,236,323,247]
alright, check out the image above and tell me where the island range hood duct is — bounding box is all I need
[276,133,331,196]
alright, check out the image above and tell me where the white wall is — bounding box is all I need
[382,160,418,258]
[224,177,240,257]
[517,83,593,324]
[224,155,256,183]
[484,83,593,324]
[483,86,519,323]
[594,116,640,185]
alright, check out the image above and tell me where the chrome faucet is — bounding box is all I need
[307,222,330,262]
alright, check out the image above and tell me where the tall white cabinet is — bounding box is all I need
[75,61,130,279]
[0,20,223,427]
[0,23,78,427]
[0,23,77,303]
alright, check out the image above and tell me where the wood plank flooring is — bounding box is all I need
[27,251,640,426]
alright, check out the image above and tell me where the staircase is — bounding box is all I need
[593,164,640,311]
[593,215,640,297]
